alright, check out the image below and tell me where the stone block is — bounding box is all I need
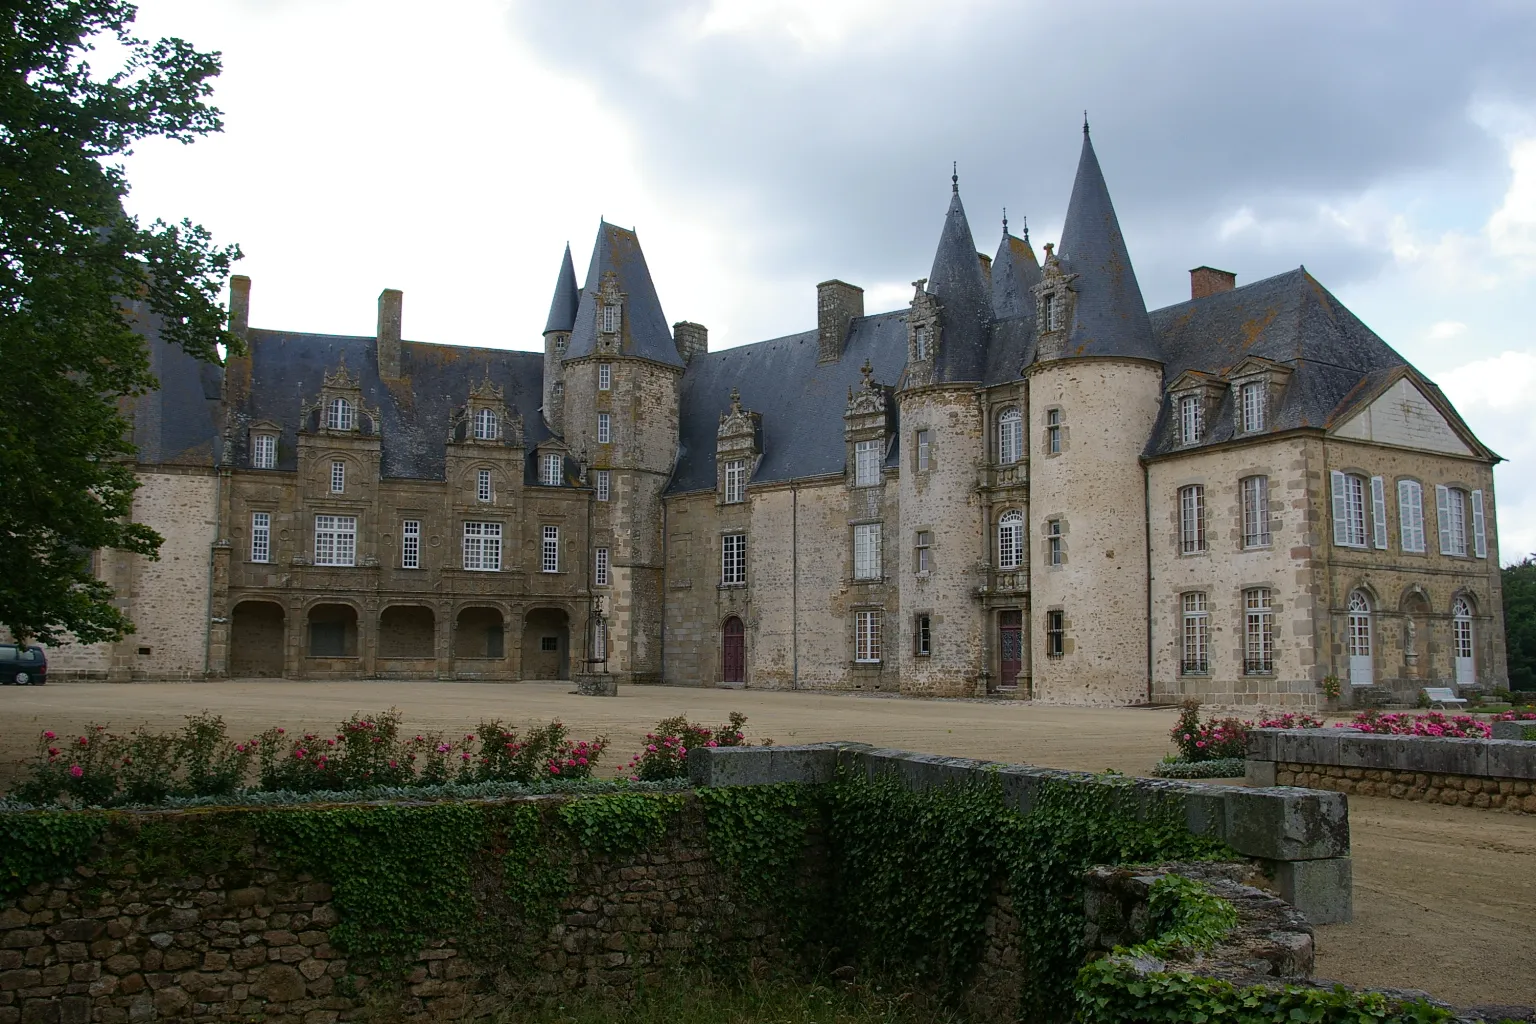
[1245,729,1277,762]
[1272,857,1352,925]
[1485,740,1536,780]
[1491,721,1530,741]
[1399,737,1486,777]
[1270,729,1340,767]
[1223,787,1349,861]
[687,743,850,787]
[1335,734,1410,771]
[1245,759,1277,788]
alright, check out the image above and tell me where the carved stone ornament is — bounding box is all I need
[301,356,380,436]
[717,387,761,458]
[1031,242,1080,357]
[447,373,522,446]
[845,360,888,419]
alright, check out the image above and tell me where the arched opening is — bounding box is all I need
[522,608,569,679]
[997,510,1024,570]
[997,407,1023,465]
[307,603,358,658]
[722,617,745,684]
[1452,596,1475,685]
[379,605,435,659]
[230,600,285,677]
[456,607,505,660]
[1347,591,1372,686]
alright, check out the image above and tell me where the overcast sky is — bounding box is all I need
[119,0,1536,563]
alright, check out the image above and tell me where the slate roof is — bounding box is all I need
[925,185,993,384]
[668,311,909,494]
[1054,128,1160,364]
[125,301,224,467]
[543,244,580,334]
[1143,267,1417,457]
[564,221,683,368]
[224,330,553,482]
[990,228,1041,322]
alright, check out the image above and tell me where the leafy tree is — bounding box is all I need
[1505,556,1536,691]
[0,1,240,645]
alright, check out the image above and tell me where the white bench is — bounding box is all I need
[1422,687,1467,709]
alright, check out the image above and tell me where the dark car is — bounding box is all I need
[0,644,47,685]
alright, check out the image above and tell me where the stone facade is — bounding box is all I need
[1274,761,1536,813]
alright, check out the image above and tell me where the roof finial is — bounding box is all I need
[1002,207,1008,235]
[1083,110,1090,135]
[951,161,958,194]
[1022,215,1029,244]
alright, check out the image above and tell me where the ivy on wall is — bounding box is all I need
[0,812,105,900]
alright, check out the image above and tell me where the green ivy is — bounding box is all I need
[0,811,105,900]
[558,793,683,856]
[698,783,815,910]
[1139,874,1238,956]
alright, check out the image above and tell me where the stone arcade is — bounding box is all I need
[48,127,1508,705]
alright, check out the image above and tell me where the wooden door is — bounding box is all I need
[722,617,745,683]
[998,610,1022,690]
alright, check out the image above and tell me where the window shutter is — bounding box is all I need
[1370,476,1388,549]
[1436,485,1453,554]
[1471,489,1487,559]
[1397,480,1415,551]
[1330,471,1348,545]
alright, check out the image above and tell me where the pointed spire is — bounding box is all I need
[923,177,992,383]
[991,211,1042,321]
[1083,110,1090,135]
[563,221,682,368]
[1055,126,1159,362]
[1002,207,1008,236]
[543,243,580,335]
[952,161,959,194]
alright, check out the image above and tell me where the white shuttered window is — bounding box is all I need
[1398,480,1425,553]
[1370,476,1388,549]
[1331,471,1367,548]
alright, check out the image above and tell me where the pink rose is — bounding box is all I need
[69,765,83,778]
[43,731,56,740]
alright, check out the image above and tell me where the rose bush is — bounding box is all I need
[1169,702,1326,764]
[1333,710,1491,738]
[623,711,763,781]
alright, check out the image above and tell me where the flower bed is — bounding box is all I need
[1159,702,1324,777]
[1332,710,1490,738]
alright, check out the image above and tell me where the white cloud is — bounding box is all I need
[1438,352,1536,564]
[1426,320,1467,342]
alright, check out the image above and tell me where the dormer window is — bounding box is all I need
[326,397,354,431]
[541,453,563,486]
[474,408,500,441]
[598,363,612,390]
[724,459,746,504]
[555,335,567,356]
[1240,381,1266,433]
[601,303,621,334]
[1042,293,1058,332]
[913,326,931,360]
[252,433,277,469]
[1179,395,1204,445]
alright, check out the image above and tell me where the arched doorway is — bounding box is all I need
[522,608,569,680]
[1452,597,1475,684]
[722,617,745,684]
[456,607,505,659]
[230,600,285,677]
[379,606,435,659]
[1347,591,1372,687]
[308,604,358,658]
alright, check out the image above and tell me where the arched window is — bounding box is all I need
[997,510,1024,570]
[1347,590,1372,685]
[474,408,500,440]
[998,408,1023,465]
[326,397,354,431]
[1452,596,1474,684]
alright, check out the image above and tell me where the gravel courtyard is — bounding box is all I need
[1,680,1531,1008]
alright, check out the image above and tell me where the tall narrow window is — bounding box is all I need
[1042,293,1058,332]
[1453,596,1474,683]
[462,521,502,571]
[854,439,881,487]
[1347,590,1372,685]
[1045,610,1064,658]
[601,303,620,334]
[1179,484,1206,554]
[998,408,1023,464]
[476,468,493,503]
[401,519,420,569]
[326,397,354,431]
[253,434,277,469]
[598,363,612,390]
[722,533,747,585]
[1181,593,1208,674]
[1398,479,1426,553]
[1179,395,1203,445]
[1436,485,1467,556]
[596,470,610,502]
[542,453,563,486]
[314,515,357,567]
[594,546,610,587]
[913,613,932,656]
[1045,409,1062,454]
[1046,518,1063,566]
[250,512,271,563]
[724,459,746,503]
[914,530,932,574]
[330,460,346,494]
[1241,476,1270,548]
[597,412,611,444]
[1239,381,1266,433]
[473,408,500,440]
[997,510,1023,570]
[855,610,882,663]
[1244,588,1273,674]
[913,326,930,360]
[541,525,560,573]
[854,523,882,580]
[915,429,931,471]
[1330,472,1367,548]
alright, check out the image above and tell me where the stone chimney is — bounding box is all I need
[228,275,251,339]
[377,288,403,379]
[673,321,708,365]
[817,280,864,364]
[1190,266,1236,300]
[978,252,992,293]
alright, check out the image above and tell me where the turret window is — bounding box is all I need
[913,326,931,360]
[474,409,500,440]
[724,459,746,504]
[595,547,610,587]
[915,430,931,470]
[601,303,621,334]
[1045,409,1062,454]
[854,439,881,487]
[598,363,612,390]
[598,412,611,444]
[914,530,932,574]
[1046,518,1063,566]
[1045,610,1064,658]
[1178,395,1203,445]
[596,470,610,502]
[998,408,1023,465]
[326,398,354,431]
[252,434,277,469]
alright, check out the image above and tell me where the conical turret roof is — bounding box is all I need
[991,221,1041,321]
[543,244,580,335]
[565,221,683,368]
[926,177,992,383]
[1055,128,1159,362]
